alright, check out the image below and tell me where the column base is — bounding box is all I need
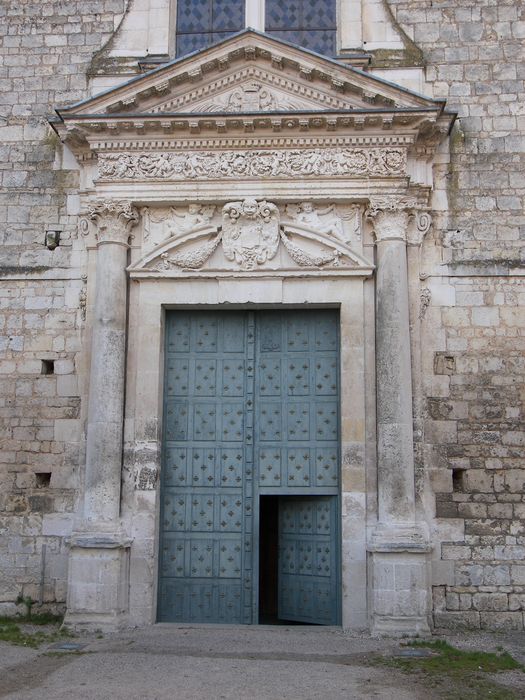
[368,522,432,636]
[64,532,132,633]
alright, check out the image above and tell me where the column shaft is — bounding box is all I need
[375,237,416,525]
[84,241,129,522]
[367,199,430,636]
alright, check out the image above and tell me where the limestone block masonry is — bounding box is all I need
[0,1,523,634]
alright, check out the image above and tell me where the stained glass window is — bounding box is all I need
[265,0,337,56]
[176,0,245,57]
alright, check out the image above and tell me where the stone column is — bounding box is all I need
[367,196,431,635]
[65,200,138,632]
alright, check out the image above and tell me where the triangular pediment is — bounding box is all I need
[56,31,448,120]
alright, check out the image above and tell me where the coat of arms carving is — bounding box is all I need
[222,198,280,270]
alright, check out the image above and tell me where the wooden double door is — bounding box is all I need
[158,310,340,625]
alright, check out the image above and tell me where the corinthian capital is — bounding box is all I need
[89,199,139,245]
[366,196,431,244]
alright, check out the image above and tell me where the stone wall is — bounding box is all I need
[387,0,525,630]
[0,0,126,612]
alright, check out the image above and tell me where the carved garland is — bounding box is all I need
[151,199,353,271]
[157,233,222,270]
[279,230,341,267]
[98,148,406,181]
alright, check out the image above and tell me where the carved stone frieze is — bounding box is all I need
[88,199,139,245]
[140,205,215,249]
[167,205,216,236]
[284,202,361,243]
[222,198,280,270]
[137,198,370,273]
[97,147,407,182]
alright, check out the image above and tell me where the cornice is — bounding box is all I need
[88,134,415,152]
[54,111,449,150]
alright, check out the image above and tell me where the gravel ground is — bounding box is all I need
[0,625,524,699]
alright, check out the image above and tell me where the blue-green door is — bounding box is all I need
[159,310,340,624]
[278,496,338,624]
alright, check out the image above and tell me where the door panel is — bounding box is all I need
[159,310,340,625]
[255,311,339,492]
[278,496,338,625]
[158,311,253,623]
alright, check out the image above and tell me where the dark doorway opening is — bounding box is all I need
[259,496,279,623]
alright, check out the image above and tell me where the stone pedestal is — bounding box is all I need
[66,534,132,632]
[367,198,431,635]
[65,201,138,631]
[368,549,430,635]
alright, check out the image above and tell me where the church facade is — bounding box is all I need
[1,1,524,634]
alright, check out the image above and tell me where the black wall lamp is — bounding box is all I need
[45,230,61,250]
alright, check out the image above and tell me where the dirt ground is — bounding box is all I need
[1,624,524,700]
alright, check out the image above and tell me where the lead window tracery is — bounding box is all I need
[175,0,337,58]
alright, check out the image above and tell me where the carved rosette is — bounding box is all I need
[89,199,139,245]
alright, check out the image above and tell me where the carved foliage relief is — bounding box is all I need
[98,148,406,181]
